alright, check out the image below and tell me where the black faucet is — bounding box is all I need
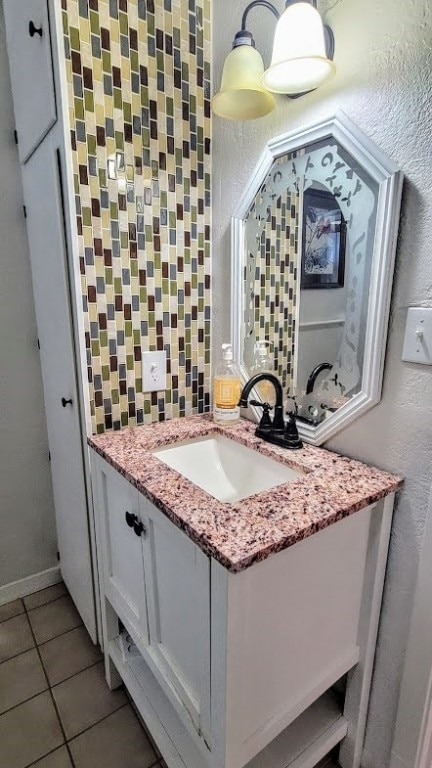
[238,374,303,450]
[305,362,333,395]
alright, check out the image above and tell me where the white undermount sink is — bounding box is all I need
[152,434,303,503]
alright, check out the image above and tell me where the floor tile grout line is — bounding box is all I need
[127,690,162,761]
[0,605,25,625]
[22,598,74,768]
[65,701,131,746]
[0,685,50,719]
[30,622,84,649]
[47,686,77,768]
[1,590,156,767]
[47,657,103,690]
[21,585,83,646]
[0,643,37,668]
[0,589,68,626]
[37,622,94,651]
[23,592,130,765]
[0,591,65,620]
[25,591,70,617]
[20,581,66,611]
[24,743,71,768]
[148,758,163,768]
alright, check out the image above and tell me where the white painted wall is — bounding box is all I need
[297,288,346,394]
[212,1,432,766]
[0,2,57,590]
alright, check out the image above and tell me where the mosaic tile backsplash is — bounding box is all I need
[244,156,298,394]
[62,0,211,434]
[253,187,298,392]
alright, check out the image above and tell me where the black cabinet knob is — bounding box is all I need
[29,21,43,38]
[133,520,146,537]
[125,511,136,528]
[61,397,73,407]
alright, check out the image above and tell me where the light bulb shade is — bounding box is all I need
[262,2,335,95]
[212,44,276,120]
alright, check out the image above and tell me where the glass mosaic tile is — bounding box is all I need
[63,0,211,433]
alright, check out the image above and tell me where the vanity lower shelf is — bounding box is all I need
[109,633,347,768]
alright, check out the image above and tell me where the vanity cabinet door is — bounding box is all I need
[3,0,57,163]
[96,461,149,644]
[140,496,211,744]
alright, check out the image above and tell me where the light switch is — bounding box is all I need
[142,350,167,392]
[402,308,432,364]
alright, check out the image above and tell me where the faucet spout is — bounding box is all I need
[305,362,333,395]
[238,373,285,433]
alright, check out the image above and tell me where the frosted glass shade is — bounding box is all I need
[262,2,335,95]
[212,45,276,120]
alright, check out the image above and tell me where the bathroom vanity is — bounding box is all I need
[89,415,401,768]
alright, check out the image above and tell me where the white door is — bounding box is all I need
[21,141,96,641]
[3,0,57,163]
[141,496,211,743]
[94,459,149,643]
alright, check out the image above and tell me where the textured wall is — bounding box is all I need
[0,3,57,590]
[62,0,211,434]
[212,1,432,766]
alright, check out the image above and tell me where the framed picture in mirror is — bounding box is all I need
[301,187,346,289]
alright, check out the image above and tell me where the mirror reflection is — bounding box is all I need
[242,137,378,426]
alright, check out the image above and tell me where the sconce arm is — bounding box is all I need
[241,0,280,32]
[285,0,318,7]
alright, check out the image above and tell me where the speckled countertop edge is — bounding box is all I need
[88,415,403,573]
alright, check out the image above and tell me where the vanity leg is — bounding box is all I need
[101,597,123,690]
[339,494,395,768]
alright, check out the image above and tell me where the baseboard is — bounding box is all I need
[0,566,62,605]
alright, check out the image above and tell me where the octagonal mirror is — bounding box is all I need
[231,113,403,445]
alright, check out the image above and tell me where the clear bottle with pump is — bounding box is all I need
[213,344,241,424]
[252,341,275,405]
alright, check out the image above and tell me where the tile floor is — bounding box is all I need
[0,583,164,768]
[0,583,339,768]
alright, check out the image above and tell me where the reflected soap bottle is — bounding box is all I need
[252,341,276,406]
[213,344,241,424]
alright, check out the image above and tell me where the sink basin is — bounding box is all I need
[152,434,303,503]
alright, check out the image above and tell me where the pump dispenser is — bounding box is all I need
[252,341,275,405]
[213,343,241,424]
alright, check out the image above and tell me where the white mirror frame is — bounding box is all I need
[231,112,404,446]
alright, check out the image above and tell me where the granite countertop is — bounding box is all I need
[88,415,403,573]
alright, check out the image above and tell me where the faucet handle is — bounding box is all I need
[249,400,273,432]
[285,395,298,416]
[284,407,303,449]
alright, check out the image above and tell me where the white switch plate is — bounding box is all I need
[142,350,167,392]
[402,308,432,364]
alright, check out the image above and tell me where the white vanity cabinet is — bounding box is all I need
[91,453,211,746]
[3,0,57,162]
[91,447,396,768]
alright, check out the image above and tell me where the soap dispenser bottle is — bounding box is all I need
[252,341,275,405]
[213,343,241,424]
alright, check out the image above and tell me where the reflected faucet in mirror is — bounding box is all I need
[238,374,303,450]
[305,362,333,395]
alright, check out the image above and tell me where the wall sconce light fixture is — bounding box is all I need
[212,0,335,120]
